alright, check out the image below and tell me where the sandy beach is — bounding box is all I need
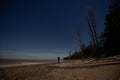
[0,60,120,80]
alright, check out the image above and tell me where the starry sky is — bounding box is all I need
[0,0,113,59]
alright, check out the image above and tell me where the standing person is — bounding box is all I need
[57,56,60,63]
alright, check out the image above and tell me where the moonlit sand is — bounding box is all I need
[0,58,120,80]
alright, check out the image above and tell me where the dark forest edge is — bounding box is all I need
[63,0,120,60]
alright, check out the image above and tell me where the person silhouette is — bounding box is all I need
[57,57,60,63]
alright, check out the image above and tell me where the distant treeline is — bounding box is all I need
[64,0,120,60]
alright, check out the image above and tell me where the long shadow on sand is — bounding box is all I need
[49,61,120,69]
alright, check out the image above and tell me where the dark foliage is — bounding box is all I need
[63,45,99,60]
[100,0,120,56]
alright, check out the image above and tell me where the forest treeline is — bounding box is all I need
[64,0,120,60]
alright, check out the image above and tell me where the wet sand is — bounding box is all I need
[0,62,56,68]
[0,59,56,68]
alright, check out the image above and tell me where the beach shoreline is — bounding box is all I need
[0,59,57,68]
[0,60,120,80]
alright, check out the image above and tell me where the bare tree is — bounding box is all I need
[86,6,99,47]
[77,25,84,61]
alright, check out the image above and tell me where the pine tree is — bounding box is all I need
[100,0,120,56]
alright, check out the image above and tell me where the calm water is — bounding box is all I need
[0,59,57,68]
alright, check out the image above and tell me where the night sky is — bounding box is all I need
[0,0,113,59]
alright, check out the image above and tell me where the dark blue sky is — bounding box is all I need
[0,0,113,59]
